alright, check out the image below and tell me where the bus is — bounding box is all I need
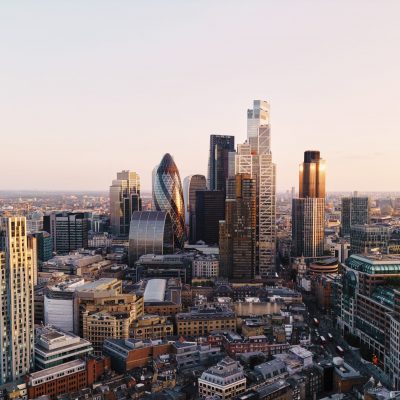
[313,318,320,327]
[327,333,333,341]
[320,336,327,345]
[336,346,344,356]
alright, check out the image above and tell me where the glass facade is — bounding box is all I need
[128,211,174,266]
[153,153,185,248]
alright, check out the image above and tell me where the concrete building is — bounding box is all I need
[35,325,93,370]
[103,338,172,373]
[198,357,246,399]
[176,306,236,337]
[131,314,174,340]
[0,217,35,384]
[192,255,219,278]
[173,341,221,370]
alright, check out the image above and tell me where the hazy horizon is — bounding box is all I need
[2,1,400,192]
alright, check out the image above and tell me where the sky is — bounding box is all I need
[1,1,400,192]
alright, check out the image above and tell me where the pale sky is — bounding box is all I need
[1,1,400,192]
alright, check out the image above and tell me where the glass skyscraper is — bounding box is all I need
[208,135,235,192]
[109,170,141,237]
[153,153,185,249]
[292,150,326,258]
[234,100,276,278]
[341,196,370,237]
[183,174,207,243]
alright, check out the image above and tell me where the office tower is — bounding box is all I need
[128,211,174,266]
[43,212,89,254]
[219,174,257,280]
[0,217,35,384]
[341,196,370,237]
[109,170,141,237]
[208,135,235,192]
[234,100,276,277]
[292,151,326,258]
[183,175,207,243]
[153,153,185,248]
[299,150,326,198]
[33,231,53,262]
[195,190,225,245]
[350,224,390,254]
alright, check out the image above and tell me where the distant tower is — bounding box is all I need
[153,153,185,248]
[110,170,141,237]
[292,151,326,258]
[234,100,276,277]
[341,197,370,237]
[208,135,235,192]
[0,217,35,384]
[183,175,207,243]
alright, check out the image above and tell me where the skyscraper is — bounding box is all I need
[234,100,276,277]
[110,170,141,237]
[292,151,326,258]
[195,190,225,245]
[341,196,370,237]
[0,217,35,384]
[183,174,207,243]
[43,212,89,254]
[219,174,257,279]
[153,153,185,248]
[208,135,235,192]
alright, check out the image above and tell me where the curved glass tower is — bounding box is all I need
[128,211,174,266]
[153,153,185,248]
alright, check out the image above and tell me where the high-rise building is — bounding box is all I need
[195,190,225,245]
[128,211,174,266]
[153,153,185,248]
[109,170,141,237]
[292,151,326,258]
[0,217,35,384]
[350,224,391,254]
[208,135,235,192]
[341,196,370,237]
[219,174,257,280]
[43,212,89,254]
[33,231,53,262]
[234,100,276,277]
[183,174,207,243]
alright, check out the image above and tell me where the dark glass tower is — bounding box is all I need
[219,174,257,280]
[292,150,326,258]
[195,190,225,245]
[153,153,185,248]
[208,135,235,192]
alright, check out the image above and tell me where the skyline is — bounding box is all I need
[2,1,400,192]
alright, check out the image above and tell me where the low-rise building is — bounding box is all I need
[192,255,219,278]
[132,314,174,339]
[198,357,246,399]
[172,341,221,369]
[176,306,236,337]
[103,338,172,372]
[35,325,93,370]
